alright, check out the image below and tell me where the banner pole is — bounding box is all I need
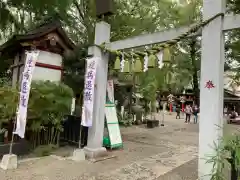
[9,51,39,154]
[9,111,18,155]
[78,125,83,149]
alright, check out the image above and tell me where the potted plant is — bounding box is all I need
[139,71,159,128]
[132,104,144,125]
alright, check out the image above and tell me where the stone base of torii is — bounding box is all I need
[84,0,240,179]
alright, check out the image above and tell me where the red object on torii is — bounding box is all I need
[205,80,215,89]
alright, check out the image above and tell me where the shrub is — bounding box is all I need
[0,81,73,148]
[27,81,73,147]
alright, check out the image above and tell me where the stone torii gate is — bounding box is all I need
[85,0,240,179]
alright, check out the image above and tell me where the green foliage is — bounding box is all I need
[0,0,204,97]
[1,0,240,110]
[225,1,240,87]
[0,85,19,124]
[0,1,22,33]
[28,81,73,147]
[138,68,160,116]
[206,140,229,180]
[0,76,11,87]
[28,81,73,130]
[0,81,73,147]
[110,0,181,41]
[139,69,158,102]
[0,0,72,39]
[227,0,240,14]
[206,131,240,179]
[62,45,87,94]
[117,110,134,127]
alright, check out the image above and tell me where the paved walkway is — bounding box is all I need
[0,114,201,180]
[156,158,198,180]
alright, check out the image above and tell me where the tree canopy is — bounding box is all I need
[1,0,240,97]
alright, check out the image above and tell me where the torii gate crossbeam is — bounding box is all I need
[85,0,238,179]
[107,14,240,50]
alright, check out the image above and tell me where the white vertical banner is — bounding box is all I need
[156,50,164,69]
[121,106,124,119]
[14,51,39,138]
[143,53,149,72]
[107,79,114,103]
[81,57,99,127]
[120,53,125,72]
[71,98,76,115]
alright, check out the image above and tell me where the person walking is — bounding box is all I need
[173,104,176,112]
[185,105,192,123]
[224,106,228,116]
[176,105,181,119]
[193,105,199,124]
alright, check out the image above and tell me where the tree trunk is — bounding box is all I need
[190,39,199,105]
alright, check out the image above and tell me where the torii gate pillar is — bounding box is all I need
[199,0,225,179]
[84,21,110,158]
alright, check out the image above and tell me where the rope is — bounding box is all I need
[98,12,224,58]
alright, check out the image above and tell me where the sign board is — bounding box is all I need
[105,103,123,149]
[107,79,114,103]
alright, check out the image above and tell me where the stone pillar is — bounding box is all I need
[199,0,226,179]
[84,21,110,158]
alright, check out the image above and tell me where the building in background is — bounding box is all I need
[0,18,75,86]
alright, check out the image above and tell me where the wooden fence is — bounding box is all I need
[0,115,88,157]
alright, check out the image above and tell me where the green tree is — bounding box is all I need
[173,0,202,103]
[223,1,240,90]
[62,0,183,94]
[138,0,202,101]
[0,0,72,38]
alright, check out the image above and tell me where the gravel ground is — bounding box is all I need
[0,114,237,180]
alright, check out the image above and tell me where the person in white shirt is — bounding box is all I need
[185,105,192,123]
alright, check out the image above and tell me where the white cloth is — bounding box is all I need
[156,50,164,69]
[14,51,39,138]
[143,53,149,72]
[81,57,98,127]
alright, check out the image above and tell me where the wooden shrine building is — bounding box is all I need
[0,18,75,86]
[224,89,240,112]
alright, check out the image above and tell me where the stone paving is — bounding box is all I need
[156,158,198,180]
[0,114,235,180]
